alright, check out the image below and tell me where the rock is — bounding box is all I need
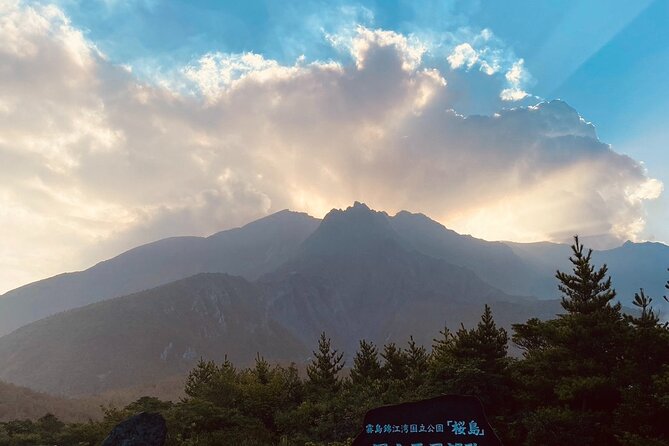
[101,412,167,446]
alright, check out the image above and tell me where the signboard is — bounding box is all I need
[352,395,502,446]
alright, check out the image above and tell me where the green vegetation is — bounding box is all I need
[1,237,668,445]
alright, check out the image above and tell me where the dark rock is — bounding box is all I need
[101,412,167,446]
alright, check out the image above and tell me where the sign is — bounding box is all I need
[352,395,502,446]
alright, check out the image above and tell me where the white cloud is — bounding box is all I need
[500,59,530,101]
[500,88,528,101]
[445,29,532,101]
[447,43,479,70]
[0,4,662,292]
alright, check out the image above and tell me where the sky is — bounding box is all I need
[0,0,667,293]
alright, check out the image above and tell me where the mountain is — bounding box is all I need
[0,203,563,396]
[505,240,669,308]
[3,203,666,339]
[388,211,548,297]
[0,210,320,336]
[0,274,308,396]
[0,203,665,396]
[264,202,562,353]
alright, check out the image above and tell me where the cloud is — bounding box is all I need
[0,3,662,292]
[444,28,533,101]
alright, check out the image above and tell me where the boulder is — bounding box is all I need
[101,412,167,446]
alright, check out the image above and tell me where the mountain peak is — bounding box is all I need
[301,203,397,256]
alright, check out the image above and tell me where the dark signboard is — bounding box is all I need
[352,395,502,446]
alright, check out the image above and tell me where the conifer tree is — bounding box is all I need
[511,236,629,445]
[350,339,382,385]
[380,342,408,381]
[454,305,508,372]
[556,236,617,314]
[405,336,429,388]
[252,353,271,385]
[431,326,453,361]
[184,358,221,398]
[630,288,660,328]
[306,332,345,392]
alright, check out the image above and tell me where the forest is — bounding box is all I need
[1,237,667,446]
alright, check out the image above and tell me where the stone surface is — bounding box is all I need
[101,412,167,446]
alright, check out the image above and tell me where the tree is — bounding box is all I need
[454,305,508,371]
[405,336,430,389]
[614,284,669,443]
[511,236,630,445]
[380,342,408,381]
[630,288,660,328]
[306,332,345,393]
[555,236,617,314]
[349,340,381,385]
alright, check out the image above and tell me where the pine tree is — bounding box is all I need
[511,236,630,445]
[405,336,429,388]
[556,236,618,314]
[615,284,669,443]
[630,288,660,328]
[380,342,408,381]
[306,332,345,392]
[431,326,453,361]
[184,358,220,398]
[454,305,508,372]
[252,353,271,385]
[350,339,381,385]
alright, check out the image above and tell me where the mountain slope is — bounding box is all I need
[389,211,546,296]
[264,203,562,353]
[0,210,320,336]
[0,380,103,422]
[0,274,308,395]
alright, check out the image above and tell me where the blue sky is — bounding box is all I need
[0,0,666,292]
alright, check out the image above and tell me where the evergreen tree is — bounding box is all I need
[380,342,408,381]
[555,236,618,314]
[252,353,271,385]
[630,288,660,328]
[429,326,454,385]
[615,287,669,443]
[453,305,508,372]
[185,358,221,398]
[405,336,429,389]
[306,332,345,393]
[349,339,382,385]
[511,236,630,445]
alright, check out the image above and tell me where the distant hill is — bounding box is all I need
[0,210,320,336]
[0,380,102,422]
[505,240,669,310]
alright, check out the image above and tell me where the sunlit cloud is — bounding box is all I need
[0,3,662,293]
